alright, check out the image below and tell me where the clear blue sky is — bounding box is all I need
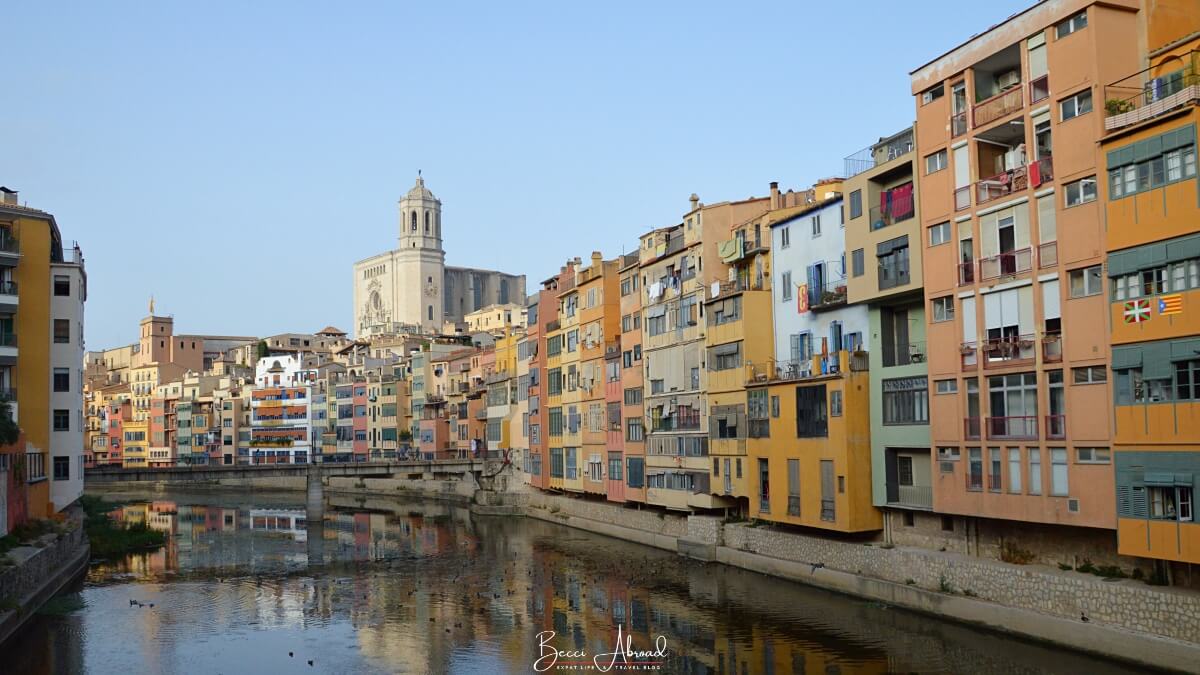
[3,1,1031,348]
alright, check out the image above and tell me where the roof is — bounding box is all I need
[316,326,346,336]
[403,175,438,202]
[768,196,843,229]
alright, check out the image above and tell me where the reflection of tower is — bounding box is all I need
[397,174,445,332]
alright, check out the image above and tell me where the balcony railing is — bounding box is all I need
[1038,241,1057,269]
[1042,333,1062,363]
[1104,63,1200,132]
[808,278,848,311]
[886,483,933,509]
[0,333,17,347]
[0,281,16,295]
[961,342,978,370]
[954,186,971,211]
[973,86,1023,127]
[883,340,926,367]
[0,236,19,255]
[986,415,1038,440]
[982,334,1035,366]
[1029,74,1049,104]
[1029,155,1053,188]
[1046,414,1066,440]
[964,416,981,440]
[958,262,975,286]
[842,129,914,178]
[988,473,1002,492]
[976,165,1028,205]
[978,248,1032,281]
[967,470,984,492]
[868,195,915,230]
[951,111,968,138]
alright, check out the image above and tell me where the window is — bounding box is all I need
[53,367,70,392]
[53,409,70,431]
[1075,447,1110,464]
[708,343,742,371]
[624,388,642,405]
[921,83,944,105]
[780,226,790,249]
[1050,448,1069,496]
[1028,448,1042,495]
[830,390,843,417]
[709,296,741,326]
[1008,448,1022,494]
[787,459,800,516]
[811,214,821,237]
[52,456,70,481]
[795,385,827,437]
[54,275,70,296]
[758,458,770,513]
[1109,138,1195,200]
[625,418,644,442]
[883,377,928,425]
[967,447,983,490]
[935,379,958,394]
[608,453,623,481]
[1149,486,1193,522]
[548,408,563,436]
[1059,89,1092,121]
[851,249,864,277]
[650,379,664,395]
[988,447,1003,492]
[1064,177,1096,207]
[626,457,644,488]
[54,319,70,344]
[1069,265,1102,297]
[1056,11,1087,38]
[1072,366,1106,384]
[932,296,955,322]
[929,222,950,246]
[925,149,947,174]
[849,190,862,219]
[781,271,792,301]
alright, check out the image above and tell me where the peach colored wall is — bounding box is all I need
[935,456,1115,529]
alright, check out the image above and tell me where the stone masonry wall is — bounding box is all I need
[0,525,86,606]
[526,492,688,540]
[722,522,1200,644]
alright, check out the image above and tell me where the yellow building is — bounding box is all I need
[122,418,150,468]
[545,295,565,491]
[557,260,585,493]
[748,352,880,532]
[577,253,619,496]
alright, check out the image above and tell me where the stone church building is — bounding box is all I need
[352,175,526,337]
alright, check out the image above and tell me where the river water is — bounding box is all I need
[0,489,1153,675]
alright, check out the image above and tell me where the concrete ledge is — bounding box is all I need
[526,507,678,552]
[677,538,717,562]
[0,527,90,648]
[715,546,1199,674]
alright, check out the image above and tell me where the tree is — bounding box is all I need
[0,398,20,447]
[255,340,269,360]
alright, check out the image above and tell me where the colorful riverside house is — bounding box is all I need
[706,184,809,514]
[751,188,879,532]
[617,253,646,502]
[249,355,315,464]
[911,0,1142,556]
[576,252,620,498]
[544,272,565,490]
[556,258,585,493]
[1101,7,1200,577]
[526,285,551,490]
[842,126,935,533]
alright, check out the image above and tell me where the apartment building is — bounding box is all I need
[912,0,1140,554]
[843,127,936,535]
[1101,10,1200,575]
[0,189,88,521]
[528,280,556,490]
[250,355,316,464]
[576,253,620,497]
[617,253,646,502]
[556,259,584,493]
[749,193,880,532]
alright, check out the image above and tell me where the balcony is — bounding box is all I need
[842,129,914,178]
[982,334,1035,368]
[883,340,926,367]
[1104,61,1199,133]
[1042,333,1062,363]
[1038,241,1058,269]
[973,87,1023,127]
[976,166,1028,205]
[951,112,968,138]
[886,483,933,510]
[978,248,1032,281]
[808,278,848,312]
[745,351,868,385]
[986,415,1038,440]
[958,262,975,286]
[0,235,19,258]
[0,281,16,312]
[868,195,915,230]
[1046,414,1066,440]
[964,416,981,440]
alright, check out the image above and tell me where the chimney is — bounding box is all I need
[591,251,602,266]
[689,193,700,212]
[769,181,780,210]
[0,187,16,206]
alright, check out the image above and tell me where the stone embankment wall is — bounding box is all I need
[0,521,89,647]
[525,492,687,550]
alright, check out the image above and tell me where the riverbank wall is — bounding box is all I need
[0,513,90,648]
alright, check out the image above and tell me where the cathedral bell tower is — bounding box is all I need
[397,173,446,332]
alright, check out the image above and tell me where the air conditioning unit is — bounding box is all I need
[997,69,1020,90]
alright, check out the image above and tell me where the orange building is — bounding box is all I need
[912,0,1140,551]
[617,253,646,502]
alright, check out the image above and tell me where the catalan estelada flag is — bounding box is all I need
[1159,294,1183,316]
[1124,299,1151,323]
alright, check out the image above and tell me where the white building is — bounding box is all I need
[353,175,526,336]
[770,197,869,374]
[250,355,316,464]
[50,247,86,511]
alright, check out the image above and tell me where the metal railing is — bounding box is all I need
[1029,74,1050,104]
[1038,241,1058,269]
[1042,333,1062,362]
[808,278,848,311]
[964,416,981,440]
[958,262,975,286]
[744,352,867,385]
[986,415,1038,440]
[1029,155,1053,188]
[0,236,19,255]
[1104,60,1200,132]
[884,340,926,367]
[973,86,1023,127]
[966,469,984,492]
[842,129,914,178]
[1046,414,1066,440]
[886,483,933,509]
[868,196,916,230]
[982,334,1036,366]
[976,165,1028,205]
[978,248,1032,281]
[951,112,968,138]
[0,281,16,295]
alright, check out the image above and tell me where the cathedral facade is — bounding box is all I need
[352,176,526,337]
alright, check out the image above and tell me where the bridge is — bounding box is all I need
[83,459,501,484]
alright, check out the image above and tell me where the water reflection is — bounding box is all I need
[1,490,1151,675]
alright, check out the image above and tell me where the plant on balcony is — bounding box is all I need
[1105,98,1135,115]
[0,400,18,446]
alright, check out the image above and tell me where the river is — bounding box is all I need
[0,489,1155,674]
